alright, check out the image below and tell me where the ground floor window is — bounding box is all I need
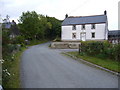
[72,33,76,39]
[91,32,95,38]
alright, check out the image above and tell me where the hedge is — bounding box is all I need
[80,41,120,61]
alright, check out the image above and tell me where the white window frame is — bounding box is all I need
[81,24,85,30]
[72,25,76,30]
[91,24,95,29]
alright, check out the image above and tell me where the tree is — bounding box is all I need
[19,11,40,40]
[18,11,62,40]
[36,14,50,39]
[46,16,62,39]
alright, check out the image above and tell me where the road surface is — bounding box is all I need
[20,42,118,88]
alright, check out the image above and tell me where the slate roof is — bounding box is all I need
[108,30,120,36]
[62,15,107,26]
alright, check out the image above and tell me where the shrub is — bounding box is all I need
[80,41,119,61]
[113,44,120,61]
[11,35,25,45]
[81,41,104,55]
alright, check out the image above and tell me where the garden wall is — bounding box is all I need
[50,42,81,49]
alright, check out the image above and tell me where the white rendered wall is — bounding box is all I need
[85,23,106,40]
[61,23,107,41]
[61,26,72,41]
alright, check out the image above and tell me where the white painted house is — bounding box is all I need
[61,11,108,41]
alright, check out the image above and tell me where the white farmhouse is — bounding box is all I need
[61,11,108,41]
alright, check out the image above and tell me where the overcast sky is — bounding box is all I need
[0,0,119,30]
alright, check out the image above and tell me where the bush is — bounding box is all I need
[11,35,25,45]
[81,41,104,55]
[80,41,119,61]
[113,44,120,61]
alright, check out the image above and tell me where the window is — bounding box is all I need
[72,33,76,39]
[72,25,76,30]
[92,32,95,38]
[81,24,85,30]
[91,24,95,29]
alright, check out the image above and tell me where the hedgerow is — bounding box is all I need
[80,41,120,61]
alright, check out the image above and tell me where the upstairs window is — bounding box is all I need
[91,32,95,38]
[72,33,76,39]
[81,24,85,30]
[91,24,95,29]
[72,25,76,30]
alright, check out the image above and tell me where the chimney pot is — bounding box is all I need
[65,14,68,18]
[104,10,107,15]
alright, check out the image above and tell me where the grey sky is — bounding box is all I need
[0,0,119,30]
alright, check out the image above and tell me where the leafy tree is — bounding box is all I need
[18,11,61,40]
[46,16,62,39]
[19,11,40,40]
[36,14,51,39]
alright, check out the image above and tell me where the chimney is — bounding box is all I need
[104,10,107,15]
[65,14,68,18]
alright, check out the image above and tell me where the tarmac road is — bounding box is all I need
[20,42,118,88]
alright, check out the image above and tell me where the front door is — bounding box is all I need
[80,33,86,41]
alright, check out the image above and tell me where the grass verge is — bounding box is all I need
[67,52,120,73]
[3,47,26,88]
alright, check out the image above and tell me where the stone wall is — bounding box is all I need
[50,42,81,49]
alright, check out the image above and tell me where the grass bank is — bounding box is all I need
[67,52,119,73]
[3,47,26,88]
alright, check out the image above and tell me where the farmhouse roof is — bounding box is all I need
[62,15,107,26]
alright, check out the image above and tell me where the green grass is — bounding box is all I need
[3,47,26,88]
[67,52,119,73]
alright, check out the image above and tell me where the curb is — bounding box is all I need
[63,52,120,76]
